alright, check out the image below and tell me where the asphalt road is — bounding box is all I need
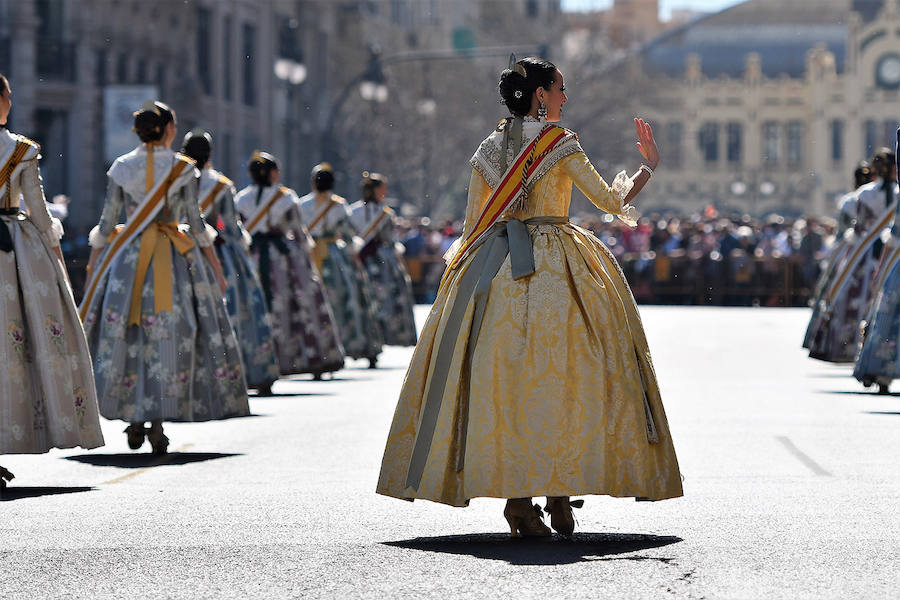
[2,306,899,599]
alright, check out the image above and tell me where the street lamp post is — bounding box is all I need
[274,56,307,188]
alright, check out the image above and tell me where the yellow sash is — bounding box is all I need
[359,206,390,244]
[200,175,232,216]
[80,155,194,322]
[308,197,339,233]
[0,140,35,209]
[445,125,568,278]
[823,202,896,307]
[128,221,195,325]
[244,186,289,234]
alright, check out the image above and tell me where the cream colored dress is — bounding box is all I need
[377,121,682,506]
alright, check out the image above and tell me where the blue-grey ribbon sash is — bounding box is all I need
[404,216,568,491]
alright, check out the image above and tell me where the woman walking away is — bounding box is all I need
[182,130,280,394]
[0,73,104,487]
[81,100,249,455]
[377,57,682,536]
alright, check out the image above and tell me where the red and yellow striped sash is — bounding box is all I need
[446,125,568,274]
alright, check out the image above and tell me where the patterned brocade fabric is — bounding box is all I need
[377,149,681,506]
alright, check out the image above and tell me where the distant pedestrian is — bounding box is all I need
[0,73,104,487]
[376,57,682,537]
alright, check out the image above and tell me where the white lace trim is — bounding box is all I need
[194,222,217,247]
[46,217,64,247]
[88,225,106,248]
[610,170,638,227]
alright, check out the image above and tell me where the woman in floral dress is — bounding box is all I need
[377,58,681,537]
[299,164,383,368]
[81,101,249,455]
[0,73,104,487]
[181,130,280,395]
[234,152,344,380]
[349,173,417,347]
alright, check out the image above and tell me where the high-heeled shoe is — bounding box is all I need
[544,496,584,536]
[0,466,14,490]
[124,423,146,450]
[503,498,551,538]
[147,423,169,456]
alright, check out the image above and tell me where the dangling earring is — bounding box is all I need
[538,101,547,124]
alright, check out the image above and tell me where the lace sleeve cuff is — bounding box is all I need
[44,217,64,248]
[88,225,106,248]
[193,222,218,247]
[611,170,639,227]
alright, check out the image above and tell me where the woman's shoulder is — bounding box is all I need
[1,130,40,162]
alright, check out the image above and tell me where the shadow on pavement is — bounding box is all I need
[383,532,682,565]
[252,392,334,398]
[863,410,900,416]
[63,452,241,469]
[815,390,900,397]
[1,486,94,501]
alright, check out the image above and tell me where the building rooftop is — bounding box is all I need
[641,0,881,79]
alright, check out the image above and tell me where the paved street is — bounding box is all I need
[3,306,900,599]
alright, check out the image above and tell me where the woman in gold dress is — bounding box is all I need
[376,57,682,537]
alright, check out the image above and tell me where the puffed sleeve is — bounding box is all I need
[89,178,125,248]
[285,198,315,249]
[561,152,637,227]
[443,169,492,263]
[336,202,364,252]
[18,159,61,248]
[182,178,217,247]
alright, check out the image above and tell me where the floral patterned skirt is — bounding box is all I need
[318,239,383,360]
[809,248,879,363]
[249,233,344,375]
[377,222,682,506]
[803,236,852,349]
[81,225,249,422]
[361,243,417,347]
[855,244,900,384]
[216,232,280,387]
[0,214,104,453]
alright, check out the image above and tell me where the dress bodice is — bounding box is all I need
[234,184,303,235]
[0,129,60,248]
[298,193,354,238]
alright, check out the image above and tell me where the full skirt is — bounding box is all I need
[249,235,344,375]
[803,235,852,349]
[855,244,900,384]
[0,214,104,453]
[216,232,280,386]
[376,222,683,506]
[361,243,417,347]
[81,225,250,422]
[319,240,384,360]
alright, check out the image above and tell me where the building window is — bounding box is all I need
[666,122,683,168]
[224,16,233,101]
[865,119,878,157]
[883,120,900,149]
[698,122,719,163]
[136,58,147,83]
[831,119,843,162]
[197,7,213,95]
[33,108,69,200]
[116,53,129,83]
[526,0,539,17]
[96,48,107,86]
[786,121,804,166]
[762,121,779,165]
[242,23,256,107]
[222,133,233,178]
[726,122,742,164]
[155,63,166,97]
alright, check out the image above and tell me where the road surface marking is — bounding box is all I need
[102,443,195,485]
[775,436,831,477]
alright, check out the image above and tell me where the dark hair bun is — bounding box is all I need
[497,58,557,118]
[133,100,175,143]
[248,150,278,186]
[182,130,212,167]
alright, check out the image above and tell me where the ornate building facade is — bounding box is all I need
[628,0,900,217]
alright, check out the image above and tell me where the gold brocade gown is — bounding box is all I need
[377,146,683,507]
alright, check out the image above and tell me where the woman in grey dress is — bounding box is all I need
[0,73,104,488]
[81,101,249,455]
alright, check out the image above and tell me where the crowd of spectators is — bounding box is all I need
[397,208,835,307]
